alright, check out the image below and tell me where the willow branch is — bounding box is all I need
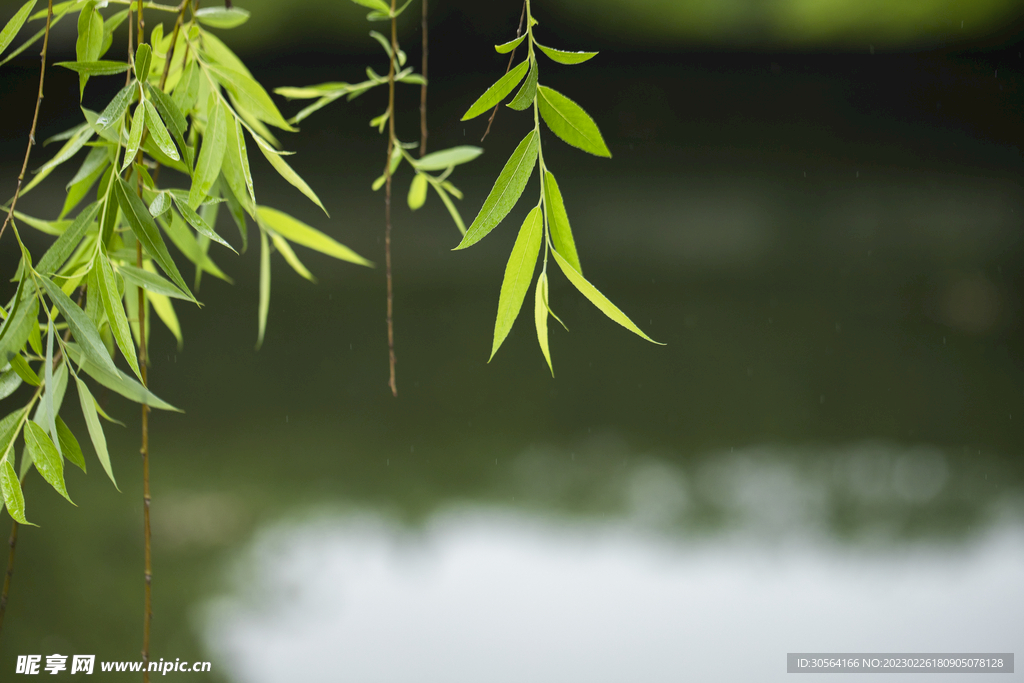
[419,0,428,157]
[481,0,527,142]
[384,0,398,397]
[0,0,55,243]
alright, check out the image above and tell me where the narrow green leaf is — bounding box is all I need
[146,83,187,142]
[122,100,146,170]
[55,416,86,473]
[255,141,328,215]
[495,35,525,54]
[74,377,117,488]
[36,276,117,382]
[491,206,542,360]
[350,0,390,12]
[56,60,129,76]
[224,116,255,207]
[507,58,538,111]
[95,253,142,380]
[0,461,33,526]
[23,421,73,504]
[74,4,103,98]
[414,146,483,171]
[189,95,227,208]
[36,201,100,275]
[22,126,94,196]
[537,86,611,158]
[148,191,171,218]
[143,100,179,161]
[368,30,392,59]
[160,211,233,283]
[8,355,39,387]
[99,8,129,58]
[534,271,553,375]
[0,409,24,461]
[65,144,108,190]
[455,130,538,250]
[171,58,201,114]
[208,64,296,132]
[461,60,529,121]
[0,367,22,401]
[113,176,196,302]
[64,343,180,411]
[0,272,34,365]
[536,44,598,65]
[115,264,190,301]
[407,173,428,211]
[257,229,270,349]
[0,1,36,61]
[43,320,60,464]
[551,248,661,344]
[195,6,250,29]
[95,82,136,130]
[543,171,581,273]
[430,181,466,236]
[268,232,314,282]
[172,195,236,253]
[256,207,371,266]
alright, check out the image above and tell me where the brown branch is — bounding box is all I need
[384,0,398,397]
[0,0,56,243]
[481,0,527,143]
[0,0,55,643]
[419,0,428,157]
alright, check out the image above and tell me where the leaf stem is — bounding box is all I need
[384,0,398,397]
[0,0,55,244]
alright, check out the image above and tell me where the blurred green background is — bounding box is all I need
[0,0,1022,680]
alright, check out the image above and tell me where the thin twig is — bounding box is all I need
[481,0,527,142]
[419,0,428,157]
[0,0,55,643]
[0,0,56,244]
[384,0,398,397]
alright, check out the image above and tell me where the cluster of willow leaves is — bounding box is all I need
[0,0,657,655]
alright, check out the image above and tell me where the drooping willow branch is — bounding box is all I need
[0,0,55,641]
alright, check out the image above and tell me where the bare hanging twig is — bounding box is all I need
[419,0,428,157]
[384,0,399,397]
[481,0,527,142]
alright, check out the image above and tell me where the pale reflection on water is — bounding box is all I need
[204,444,1023,683]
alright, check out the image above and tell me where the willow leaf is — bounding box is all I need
[491,206,542,360]
[24,421,73,504]
[122,100,146,170]
[537,86,611,158]
[22,125,94,196]
[255,141,328,214]
[144,100,179,161]
[56,60,129,76]
[461,60,529,121]
[116,264,190,301]
[455,130,538,250]
[407,174,428,211]
[350,0,390,12]
[431,181,466,236]
[36,276,119,377]
[95,253,141,380]
[224,116,255,208]
[257,229,270,349]
[495,35,525,54]
[269,232,314,282]
[74,4,102,97]
[64,343,180,411]
[114,176,195,302]
[36,201,100,275]
[551,248,661,344]
[536,45,598,65]
[534,271,553,375]
[0,461,32,526]
[195,7,250,29]
[95,82,136,130]
[0,1,36,61]
[208,64,295,132]
[0,367,22,402]
[256,207,371,266]
[414,146,482,171]
[507,58,537,111]
[172,195,236,253]
[543,171,582,273]
[189,95,227,208]
[74,377,117,488]
[55,416,86,473]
